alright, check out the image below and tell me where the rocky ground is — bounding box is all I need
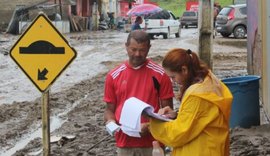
[0,29,270,156]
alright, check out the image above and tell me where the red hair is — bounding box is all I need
[162,48,209,99]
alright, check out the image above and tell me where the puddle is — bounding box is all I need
[0,94,88,156]
[0,116,64,156]
[27,149,43,156]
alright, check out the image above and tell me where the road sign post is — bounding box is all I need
[10,13,77,155]
[42,90,50,156]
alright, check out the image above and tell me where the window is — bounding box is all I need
[183,11,196,16]
[239,7,247,15]
[219,7,233,16]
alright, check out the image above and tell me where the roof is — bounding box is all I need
[228,4,246,8]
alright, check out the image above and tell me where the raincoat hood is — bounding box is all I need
[182,71,233,122]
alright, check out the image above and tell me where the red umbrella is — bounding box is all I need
[127,4,162,16]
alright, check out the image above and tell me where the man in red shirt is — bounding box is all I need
[104,30,174,156]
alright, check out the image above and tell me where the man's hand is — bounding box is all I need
[158,106,177,119]
[105,120,120,136]
[140,122,150,137]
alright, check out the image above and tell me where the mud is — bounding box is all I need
[0,29,269,156]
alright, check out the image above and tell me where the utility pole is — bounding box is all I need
[128,0,134,25]
[94,2,98,30]
[198,0,214,69]
[128,0,133,9]
[59,0,62,17]
[54,0,57,17]
[42,90,50,156]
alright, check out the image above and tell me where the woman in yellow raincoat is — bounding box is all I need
[149,48,233,156]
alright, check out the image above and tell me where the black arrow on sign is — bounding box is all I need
[38,68,48,80]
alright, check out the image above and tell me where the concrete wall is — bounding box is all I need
[0,0,72,32]
[103,0,118,14]
[261,0,270,119]
[19,20,70,34]
[246,0,270,122]
[247,0,261,76]
[0,0,46,30]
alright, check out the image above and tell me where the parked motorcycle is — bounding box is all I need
[98,14,108,30]
[98,20,108,30]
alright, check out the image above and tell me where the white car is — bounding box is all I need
[140,10,181,39]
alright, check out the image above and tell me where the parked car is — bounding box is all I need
[180,11,198,28]
[215,4,247,38]
[140,10,181,39]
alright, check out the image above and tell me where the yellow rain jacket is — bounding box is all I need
[150,71,233,156]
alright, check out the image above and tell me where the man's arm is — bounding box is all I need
[104,102,116,123]
[104,102,120,136]
[155,73,174,110]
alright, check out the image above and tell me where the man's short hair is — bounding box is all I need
[126,30,151,46]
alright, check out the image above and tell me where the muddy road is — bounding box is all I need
[1,29,270,156]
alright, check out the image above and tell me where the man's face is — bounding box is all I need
[125,38,150,67]
[139,18,143,24]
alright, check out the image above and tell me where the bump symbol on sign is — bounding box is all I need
[20,40,65,54]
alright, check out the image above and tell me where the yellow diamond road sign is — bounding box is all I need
[10,14,77,92]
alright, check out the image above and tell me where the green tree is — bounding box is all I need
[151,0,233,17]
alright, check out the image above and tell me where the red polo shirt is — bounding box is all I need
[104,59,174,147]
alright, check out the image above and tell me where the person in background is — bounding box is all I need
[104,30,174,156]
[213,6,219,28]
[149,48,233,156]
[55,13,61,21]
[213,2,221,37]
[131,16,143,31]
[107,12,115,29]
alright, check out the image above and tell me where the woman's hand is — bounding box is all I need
[158,106,178,119]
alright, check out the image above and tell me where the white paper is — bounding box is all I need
[120,97,148,130]
[106,121,120,136]
[119,97,171,137]
[120,126,141,137]
[144,107,172,122]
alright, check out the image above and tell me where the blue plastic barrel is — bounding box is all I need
[222,75,261,128]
